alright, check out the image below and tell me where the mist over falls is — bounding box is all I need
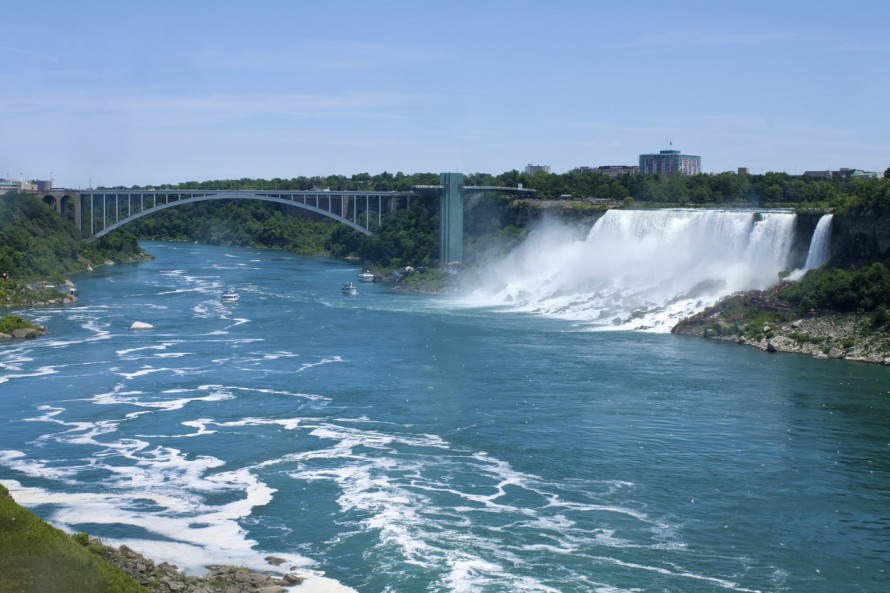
[462,209,829,332]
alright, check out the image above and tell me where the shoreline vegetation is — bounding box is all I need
[0,484,305,593]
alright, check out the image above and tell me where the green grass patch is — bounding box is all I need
[787,332,823,344]
[0,485,149,593]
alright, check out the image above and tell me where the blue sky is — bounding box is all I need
[3,0,888,188]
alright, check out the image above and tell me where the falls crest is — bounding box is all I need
[461,209,799,332]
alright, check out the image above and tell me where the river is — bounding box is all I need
[1,236,888,593]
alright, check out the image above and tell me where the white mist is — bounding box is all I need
[461,209,799,332]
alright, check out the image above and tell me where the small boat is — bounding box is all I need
[221,288,240,302]
[358,271,375,282]
[341,282,357,295]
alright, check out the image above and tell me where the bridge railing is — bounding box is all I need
[81,189,414,239]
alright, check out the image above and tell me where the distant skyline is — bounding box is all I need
[3,0,888,189]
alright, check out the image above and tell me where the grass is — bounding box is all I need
[0,315,43,335]
[0,485,149,593]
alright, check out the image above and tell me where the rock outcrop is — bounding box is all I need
[674,309,890,365]
[11,327,43,338]
[96,540,305,593]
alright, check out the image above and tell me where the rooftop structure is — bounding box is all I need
[802,168,879,179]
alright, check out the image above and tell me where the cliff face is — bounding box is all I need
[791,212,823,270]
[832,211,890,261]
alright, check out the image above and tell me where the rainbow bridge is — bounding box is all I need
[33,173,534,263]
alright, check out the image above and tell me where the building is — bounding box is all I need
[639,149,701,175]
[574,165,638,176]
[802,168,880,179]
[595,165,638,177]
[0,178,38,194]
[524,164,551,175]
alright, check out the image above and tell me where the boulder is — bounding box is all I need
[129,321,154,330]
[0,332,11,340]
[282,573,304,585]
[11,328,41,338]
[827,347,846,359]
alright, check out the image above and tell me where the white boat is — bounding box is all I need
[221,288,240,302]
[341,282,357,295]
[358,271,375,282]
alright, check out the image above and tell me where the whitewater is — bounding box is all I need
[462,209,830,331]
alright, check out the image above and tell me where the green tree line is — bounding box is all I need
[107,168,890,212]
[0,191,145,284]
[493,169,890,211]
[783,260,890,316]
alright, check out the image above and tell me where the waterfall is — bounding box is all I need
[787,214,834,281]
[803,214,834,270]
[461,209,798,332]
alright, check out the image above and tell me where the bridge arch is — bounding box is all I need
[83,189,401,240]
[40,192,81,227]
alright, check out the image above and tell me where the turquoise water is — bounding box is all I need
[1,241,889,592]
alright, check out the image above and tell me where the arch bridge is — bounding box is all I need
[33,174,534,263]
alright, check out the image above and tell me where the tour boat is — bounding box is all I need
[358,271,375,282]
[341,282,357,295]
[221,288,240,302]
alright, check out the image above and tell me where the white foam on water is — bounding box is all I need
[200,384,329,402]
[1,479,329,586]
[0,364,59,384]
[116,344,171,357]
[0,451,81,480]
[89,383,235,414]
[280,420,679,592]
[596,556,764,593]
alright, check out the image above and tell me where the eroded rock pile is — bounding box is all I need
[95,539,304,593]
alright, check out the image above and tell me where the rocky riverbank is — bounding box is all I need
[92,540,305,593]
[0,315,47,340]
[672,294,890,365]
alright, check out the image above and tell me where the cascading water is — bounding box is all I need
[788,213,834,281]
[803,214,834,270]
[461,209,798,332]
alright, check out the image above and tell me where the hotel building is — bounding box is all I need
[639,149,701,175]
